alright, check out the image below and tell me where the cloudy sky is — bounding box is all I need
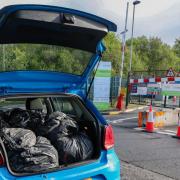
[0,0,179,45]
[119,0,180,45]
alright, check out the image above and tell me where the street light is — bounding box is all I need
[118,2,129,95]
[125,0,141,109]
[129,0,141,72]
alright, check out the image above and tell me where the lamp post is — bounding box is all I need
[125,0,141,109]
[118,2,129,95]
[129,0,141,72]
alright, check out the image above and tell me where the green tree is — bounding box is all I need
[103,33,122,76]
[173,38,180,58]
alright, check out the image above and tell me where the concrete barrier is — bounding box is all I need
[163,108,179,126]
[138,111,165,128]
[138,108,180,128]
[154,111,165,128]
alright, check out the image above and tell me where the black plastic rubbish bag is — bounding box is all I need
[0,120,10,129]
[54,114,78,136]
[8,136,59,173]
[38,111,78,138]
[38,112,94,164]
[0,111,10,128]
[56,133,94,164]
[28,110,46,132]
[8,109,30,128]
[37,116,60,137]
[2,128,36,149]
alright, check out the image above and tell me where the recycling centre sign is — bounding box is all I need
[93,61,111,110]
[162,83,180,96]
[162,68,180,96]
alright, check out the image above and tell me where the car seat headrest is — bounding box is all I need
[26,98,46,111]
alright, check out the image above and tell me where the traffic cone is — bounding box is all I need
[176,124,180,138]
[146,105,154,133]
[173,116,180,139]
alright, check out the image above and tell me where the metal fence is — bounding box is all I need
[129,94,180,108]
[127,70,180,108]
[89,69,180,110]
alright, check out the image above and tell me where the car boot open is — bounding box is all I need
[0,94,99,175]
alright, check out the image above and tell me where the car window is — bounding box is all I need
[52,97,76,116]
[0,98,26,111]
[0,96,95,121]
[0,44,93,75]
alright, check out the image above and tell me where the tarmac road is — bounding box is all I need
[104,111,180,180]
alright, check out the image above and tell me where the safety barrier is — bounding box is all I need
[138,111,165,128]
[154,111,165,128]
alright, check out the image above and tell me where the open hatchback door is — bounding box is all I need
[0,1,118,97]
[0,1,120,180]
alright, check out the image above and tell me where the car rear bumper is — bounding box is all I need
[0,149,120,180]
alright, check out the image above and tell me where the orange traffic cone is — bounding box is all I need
[176,124,180,138]
[146,105,154,133]
[173,117,180,139]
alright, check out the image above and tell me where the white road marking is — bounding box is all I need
[133,127,176,136]
[134,127,144,131]
[156,131,176,136]
[163,130,176,133]
[110,117,137,124]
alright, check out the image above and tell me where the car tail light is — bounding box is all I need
[0,153,5,166]
[104,125,114,150]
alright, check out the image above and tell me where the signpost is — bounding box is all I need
[93,61,111,110]
[147,83,161,95]
[127,68,180,107]
[166,68,175,77]
[162,83,180,96]
[137,87,147,95]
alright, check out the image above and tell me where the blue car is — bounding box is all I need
[0,1,120,180]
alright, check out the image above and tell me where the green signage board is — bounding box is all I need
[162,84,180,96]
[93,61,111,111]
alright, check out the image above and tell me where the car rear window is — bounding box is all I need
[0,44,93,75]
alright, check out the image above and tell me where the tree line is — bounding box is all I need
[103,33,180,76]
[0,33,179,77]
[0,44,92,75]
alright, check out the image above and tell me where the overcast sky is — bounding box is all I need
[121,0,179,18]
[0,0,179,45]
[119,0,180,45]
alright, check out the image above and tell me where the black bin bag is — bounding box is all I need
[27,110,46,133]
[8,108,31,128]
[8,136,59,173]
[17,136,59,172]
[30,111,94,165]
[37,111,78,139]
[2,128,59,173]
[42,112,94,164]
[55,133,94,164]
[2,128,36,149]
[0,110,10,129]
